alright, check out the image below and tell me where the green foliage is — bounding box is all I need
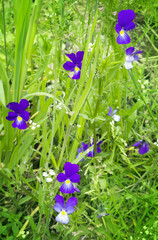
[0,0,158,239]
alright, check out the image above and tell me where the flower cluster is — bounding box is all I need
[115,10,149,154]
[43,169,55,182]
[115,9,142,69]
[29,120,40,130]
[54,162,80,224]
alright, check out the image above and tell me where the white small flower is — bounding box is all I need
[37,124,40,128]
[29,120,33,124]
[42,172,48,177]
[32,122,36,126]
[31,126,36,130]
[49,169,55,175]
[46,177,52,182]
[77,124,81,128]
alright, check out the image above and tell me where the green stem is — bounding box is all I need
[129,70,158,129]
[2,0,8,72]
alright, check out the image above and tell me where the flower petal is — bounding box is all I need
[115,24,122,34]
[117,31,131,44]
[97,141,102,146]
[7,102,20,113]
[72,70,81,79]
[12,118,27,129]
[55,195,64,207]
[63,61,75,71]
[57,173,67,182]
[124,21,135,31]
[77,147,82,154]
[69,174,80,183]
[19,99,29,112]
[20,111,29,121]
[139,142,149,154]
[133,55,139,61]
[133,51,143,54]
[55,212,69,224]
[126,47,135,55]
[54,203,63,213]
[65,53,77,64]
[112,114,120,122]
[81,142,88,151]
[6,111,18,121]
[124,61,133,69]
[76,51,84,64]
[108,106,112,116]
[65,196,77,214]
[133,141,142,147]
[60,181,75,194]
[118,9,135,27]
[97,146,101,153]
[87,150,94,157]
[64,162,79,177]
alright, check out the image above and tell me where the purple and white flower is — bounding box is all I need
[124,47,143,69]
[57,162,80,194]
[53,195,77,224]
[115,9,135,44]
[108,107,120,122]
[63,51,84,79]
[76,142,89,161]
[76,140,102,160]
[6,99,29,129]
[133,141,149,154]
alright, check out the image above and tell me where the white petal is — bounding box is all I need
[46,177,52,182]
[125,55,134,62]
[112,115,120,122]
[55,212,69,224]
[124,61,133,70]
[42,172,48,177]
[49,169,55,176]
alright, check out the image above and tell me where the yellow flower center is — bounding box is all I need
[17,116,22,122]
[61,210,66,215]
[65,179,70,184]
[120,30,124,36]
[75,66,80,72]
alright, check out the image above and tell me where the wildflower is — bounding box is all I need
[124,47,143,69]
[97,213,109,218]
[115,9,135,44]
[87,140,102,157]
[108,106,120,122]
[133,141,149,154]
[63,51,84,79]
[53,194,77,224]
[43,169,55,182]
[6,99,29,129]
[76,142,88,161]
[29,120,40,130]
[57,162,80,194]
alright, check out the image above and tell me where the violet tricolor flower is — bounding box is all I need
[53,195,77,224]
[63,51,84,79]
[115,9,135,44]
[6,99,29,129]
[133,141,149,154]
[76,142,88,161]
[124,47,143,69]
[57,162,80,194]
[108,107,120,122]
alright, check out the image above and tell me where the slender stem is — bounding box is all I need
[2,0,8,72]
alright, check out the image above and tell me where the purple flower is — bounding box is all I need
[108,107,120,122]
[133,141,149,154]
[6,99,29,129]
[97,213,109,218]
[76,142,88,161]
[87,140,102,157]
[63,51,84,79]
[124,47,143,69]
[57,162,80,194]
[115,9,135,44]
[53,195,77,224]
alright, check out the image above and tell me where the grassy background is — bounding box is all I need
[0,0,158,239]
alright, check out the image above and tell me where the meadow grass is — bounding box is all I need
[0,0,158,239]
